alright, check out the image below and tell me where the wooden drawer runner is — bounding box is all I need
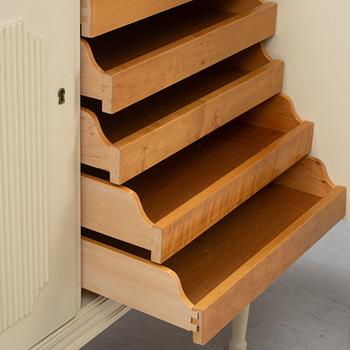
[81,0,193,38]
[81,45,284,184]
[82,157,346,345]
[82,95,313,263]
[81,1,277,113]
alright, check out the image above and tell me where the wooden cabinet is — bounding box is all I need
[0,0,346,349]
[78,0,346,346]
[78,0,346,345]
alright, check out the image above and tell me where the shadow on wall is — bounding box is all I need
[265,0,350,219]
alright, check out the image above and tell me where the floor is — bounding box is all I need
[83,220,350,350]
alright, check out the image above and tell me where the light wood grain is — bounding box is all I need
[81,174,163,258]
[81,0,193,38]
[242,92,302,132]
[79,0,346,345]
[81,2,277,113]
[81,40,105,101]
[82,157,346,345]
[82,237,198,331]
[201,0,264,13]
[276,156,335,197]
[157,120,313,262]
[81,45,284,184]
[81,95,313,263]
[193,184,346,344]
[81,108,116,174]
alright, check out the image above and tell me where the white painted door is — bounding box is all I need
[0,0,80,348]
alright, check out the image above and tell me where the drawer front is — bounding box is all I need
[82,158,346,345]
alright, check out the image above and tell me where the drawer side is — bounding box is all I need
[82,238,198,332]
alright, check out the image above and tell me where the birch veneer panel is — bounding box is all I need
[81,1,277,113]
[82,157,346,345]
[81,95,314,263]
[81,0,193,38]
[81,44,284,184]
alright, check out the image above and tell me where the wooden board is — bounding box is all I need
[81,44,284,184]
[81,2,277,113]
[81,0,193,38]
[81,95,314,263]
[82,157,346,345]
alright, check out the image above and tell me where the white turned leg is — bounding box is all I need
[229,305,250,350]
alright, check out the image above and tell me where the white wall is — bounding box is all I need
[265,0,350,218]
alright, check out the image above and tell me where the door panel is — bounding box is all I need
[0,1,80,349]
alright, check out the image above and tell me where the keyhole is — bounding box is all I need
[58,88,66,105]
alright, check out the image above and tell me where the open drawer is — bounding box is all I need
[82,95,313,263]
[81,0,193,38]
[81,0,277,113]
[82,157,346,345]
[81,45,283,184]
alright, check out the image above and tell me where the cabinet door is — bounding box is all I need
[0,0,80,348]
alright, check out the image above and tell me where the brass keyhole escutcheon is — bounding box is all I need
[58,88,66,105]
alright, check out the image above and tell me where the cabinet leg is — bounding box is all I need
[229,305,250,350]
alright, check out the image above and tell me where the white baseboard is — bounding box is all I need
[31,295,250,350]
[31,294,130,350]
